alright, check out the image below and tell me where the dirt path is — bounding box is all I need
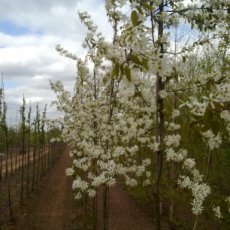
[8,152,76,230]
[7,151,158,230]
[99,185,155,230]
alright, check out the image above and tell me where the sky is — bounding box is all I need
[0,0,112,124]
[0,0,195,125]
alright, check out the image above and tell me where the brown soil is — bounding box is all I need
[7,152,76,230]
[105,185,155,230]
[6,152,156,230]
[1,148,49,176]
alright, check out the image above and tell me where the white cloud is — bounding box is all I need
[0,0,112,123]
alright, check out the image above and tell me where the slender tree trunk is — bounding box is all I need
[36,143,40,184]
[93,68,98,230]
[43,138,46,174]
[84,194,88,229]
[46,144,48,172]
[155,1,165,229]
[3,102,8,179]
[93,191,98,230]
[41,145,44,176]
[0,154,3,181]
[10,149,13,176]
[48,140,52,169]
[4,129,9,179]
[26,129,30,197]
[51,143,53,166]
[39,148,42,182]
[20,97,26,206]
[32,143,36,190]
[206,150,212,179]
[20,143,25,206]
[7,178,14,221]
[0,76,3,181]
[103,185,109,230]
[5,143,8,178]
[20,151,25,206]
[15,148,18,173]
[2,109,14,221]
[168,26,179,226]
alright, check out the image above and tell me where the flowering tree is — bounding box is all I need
[51,0,230,229]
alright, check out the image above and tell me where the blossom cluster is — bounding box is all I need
[50,0,230,226]
[165,128,211,215]
[51,4,158,200]
[201,130,222,151]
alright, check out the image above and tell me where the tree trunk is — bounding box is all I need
[103,185,109,230]
[155,1,165,229]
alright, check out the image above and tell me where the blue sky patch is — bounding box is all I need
[0,20,41,36]
[1,79,18,89]
[5,81,18,88]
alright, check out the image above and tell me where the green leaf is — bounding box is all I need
[142,58,149,70]
[130,54,142,65]
[190,125,202,144]
[182,56,186,63]
[124,66,131,82]
[210,120,220,135]
[131,10,138,26]
[204,105,213,126]
[213,101,224,111]
[136,6,142,14]
[120,64,124,75]
[203,105,221,134]
[112,63,120,78]
[142,2,154,11]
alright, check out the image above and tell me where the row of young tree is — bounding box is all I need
[52,0,229,229]
[0,83,62,226]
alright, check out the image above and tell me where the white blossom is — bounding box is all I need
[202,130,222,150]
[167,122,181,131]
[172,109,180,118]
[165,134,181,148]
[66,168,74,176]
[191,183,211,215]
[143,179,151,186]
[75,192,82,200]
[212,206,223,219]
[72,178,89,192]
[183,158,196,170]
[88,189,96,198]
[221,110,230,122]
[178,175,192,189]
